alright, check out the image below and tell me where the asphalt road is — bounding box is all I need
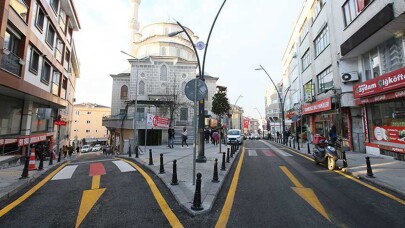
[1,141,404,227]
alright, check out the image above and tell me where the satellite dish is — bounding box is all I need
[185,79,208,102]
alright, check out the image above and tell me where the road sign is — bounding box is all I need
[196,41,205,50]
[185,79,208,102]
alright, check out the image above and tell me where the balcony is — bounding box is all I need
[0,50,22,76]
[9,0,28,22]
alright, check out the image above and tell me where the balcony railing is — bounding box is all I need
[9,0,28,22]
[0,50,22,76]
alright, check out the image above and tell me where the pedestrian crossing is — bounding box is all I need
[51,160,136,181]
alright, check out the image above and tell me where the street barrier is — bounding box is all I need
[221,152,226,171]
[159,153,165,174]
[28,149,37,171]
[307,142,311,154]
[366,157,374,178]
[171,160,178,185]
[135,145,139,158]
[226,149,230,163]
[230,147,233,158]
[212,159,219,183]
[149,149,154,165]
[191,173,203,211]
[128,144,132,157]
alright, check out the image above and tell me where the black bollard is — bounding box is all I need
[230,147,233,158]
[38,151,44,170]
[226,149,230,163]
[342,151,348,168]
[366,157,374,178]
[49,150,53,166]
[297,139,300,150]
[135,145,139,158]
[293,139,295,149]
[212,159,219,183]
[149,149,154,165]
[307,142,311,154]
[171,160,178,185]
[159,154,165,174]
[21,148,31,179]
[191,173,204,211]
[128,144,132,157]
[57,150,61,162]
[221,152,226,171]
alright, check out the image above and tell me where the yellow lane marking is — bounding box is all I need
[215,146,246,228]
[335,170,405,205]
[280,166,304,188]
[75,188,106,228]
[0,163,69,217]
[91,175,100,189]
[119,158,183,228]
[280,166,331,222]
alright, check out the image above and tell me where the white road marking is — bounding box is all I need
[51,165,78,180]
[113,160,137,172]
[248,150,258,156]
[261,141,293,156]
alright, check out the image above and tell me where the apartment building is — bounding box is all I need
[70,103,110,146]
[0,0,80,155]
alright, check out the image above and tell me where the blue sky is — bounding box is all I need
[74,0,303,119]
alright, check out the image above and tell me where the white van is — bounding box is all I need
[227,129,243,145]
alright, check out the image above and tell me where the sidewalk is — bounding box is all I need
[0,155,77,203]
[272,139,405,197]
[120,143,238,215]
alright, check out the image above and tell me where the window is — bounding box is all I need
[58,9,66,33]
[317,66,333,93]
[120,85,128,99]
[51,71,60,95]
[9,0,28,22]
[180,108,188,121]
[75,111,79,115]
[303,81,314,103]
[46,24,56,48]
[87,112,91,114]
[50,0,59,14]
[136,108,144,121]
[139,81,145,95]
[299,20,309,44]
[160,65,168,81]
[343,0,372,26]
[86,130,90,133]
[61,76,67,99]
[29,48,40,74]
[312,0,327,22]
[140,73,145,78]
[41,60,51,84]
[314,25,329,57]
[64,48,70,70]
[87,121,90,124]
[301,49,311,71]
[55,37,63,63]
[3,29,20,54]
[0,95,23,135]
[380,37,405,74]
[96,130,98,133]
[66,27,73,44]
[35,5,45,31]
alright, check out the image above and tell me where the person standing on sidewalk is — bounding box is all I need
[168,125,175,148]
[212,131,219,146]
[181,127,189,148]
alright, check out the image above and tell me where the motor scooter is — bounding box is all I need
[312,135,338,170]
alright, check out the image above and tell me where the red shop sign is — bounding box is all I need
[353,67,405,99]
[302,97,331,115]
[373,126,405,145]
[243,118,249,129]
[355,89,405,105]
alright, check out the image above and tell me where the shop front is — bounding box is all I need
[354,67,405,161]
[302,97,352,150]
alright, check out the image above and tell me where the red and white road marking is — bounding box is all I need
[112,160,137,172]
[51,165,78,180]
[248,150,258,156]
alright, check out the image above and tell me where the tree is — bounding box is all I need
[212,92,231,124]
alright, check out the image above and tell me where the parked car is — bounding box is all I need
[92,144,102,152]
[227,129,243,145]
[81,145,92,153]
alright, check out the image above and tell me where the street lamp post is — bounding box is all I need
[255,65,289,134]
[121,51,139,154]
[168,0,227,163]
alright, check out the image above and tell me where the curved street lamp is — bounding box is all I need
[168,0,227,163]
[255,65,291,136]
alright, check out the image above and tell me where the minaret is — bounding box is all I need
[129,0,142,56]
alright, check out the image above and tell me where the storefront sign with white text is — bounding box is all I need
[302,97,331,115]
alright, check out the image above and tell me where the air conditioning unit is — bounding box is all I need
[341,72,359,83]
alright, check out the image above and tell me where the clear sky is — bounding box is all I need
[74,0,303,120]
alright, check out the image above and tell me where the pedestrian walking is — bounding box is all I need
[76,146,80,155]
[182,127,189,148]
[204,128,210,143]
[63,145,68,159]
[168,125,175,148]
[212,131,219,146]
[68,146,73,159]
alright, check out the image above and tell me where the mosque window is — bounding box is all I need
[160,65,168,81]
[139,81,145,95]
[120,85,128,99]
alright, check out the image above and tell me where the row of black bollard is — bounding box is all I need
[366,156,374,178]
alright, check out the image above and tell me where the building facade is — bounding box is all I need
[0,0,80,155]
[70,103,110,146]
[265,83,283,136]
[103,0,220,152]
